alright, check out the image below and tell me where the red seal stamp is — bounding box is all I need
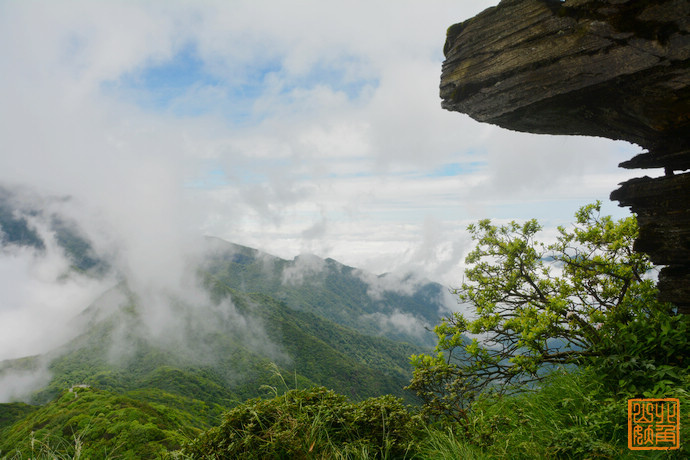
[628,398,680,450]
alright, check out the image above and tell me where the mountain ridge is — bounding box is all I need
[200,236,446,348]
[0,185,454,457]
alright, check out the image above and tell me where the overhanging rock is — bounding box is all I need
[440,0,690,312]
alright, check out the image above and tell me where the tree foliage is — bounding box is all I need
[408,203,682,422]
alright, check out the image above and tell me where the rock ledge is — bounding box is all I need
[441,0,690,311]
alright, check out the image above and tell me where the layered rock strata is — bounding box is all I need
[440,0,690,312]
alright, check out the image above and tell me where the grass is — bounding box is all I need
[417,368,688,459]
[1,430,87,460]
[3,367,688,459]
[419,426,487,459]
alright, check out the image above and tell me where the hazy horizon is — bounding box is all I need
[0,0,645,364]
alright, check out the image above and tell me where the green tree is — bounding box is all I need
[407,202,678,422]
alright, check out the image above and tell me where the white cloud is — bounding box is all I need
[355,270,421,301]
[282,253,326,286]
[362,309,430,339]
[0,363,52,403]
[0,225,112,361]
[0,0,644,363]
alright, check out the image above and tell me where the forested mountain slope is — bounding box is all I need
[0,186,448,458]
[203,238,446,347]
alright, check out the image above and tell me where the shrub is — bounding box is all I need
[184,386,423,459]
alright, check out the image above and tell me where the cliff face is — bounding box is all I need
[440,0,690,312]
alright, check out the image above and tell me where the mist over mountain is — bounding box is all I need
[201,237,449,347]
[0,185,450,410]
[0,186,108,275]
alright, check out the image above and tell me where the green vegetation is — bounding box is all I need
[184,385,423,459]
[0,386,198,459]
[203,239,442,347]
[4,367,687,459]
[416,367,688,459]
[1,204,688,458]
[402,203,689,457]
[8,269,423,409]
[0,403,37,433]
[408,203,688,419]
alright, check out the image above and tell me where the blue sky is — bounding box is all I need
[0,0,643,276]
[0,0,648,360]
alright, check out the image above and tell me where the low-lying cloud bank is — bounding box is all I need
[0,188,289,402]
[0,0,641,399]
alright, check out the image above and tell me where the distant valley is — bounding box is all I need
[0,185,453,456]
